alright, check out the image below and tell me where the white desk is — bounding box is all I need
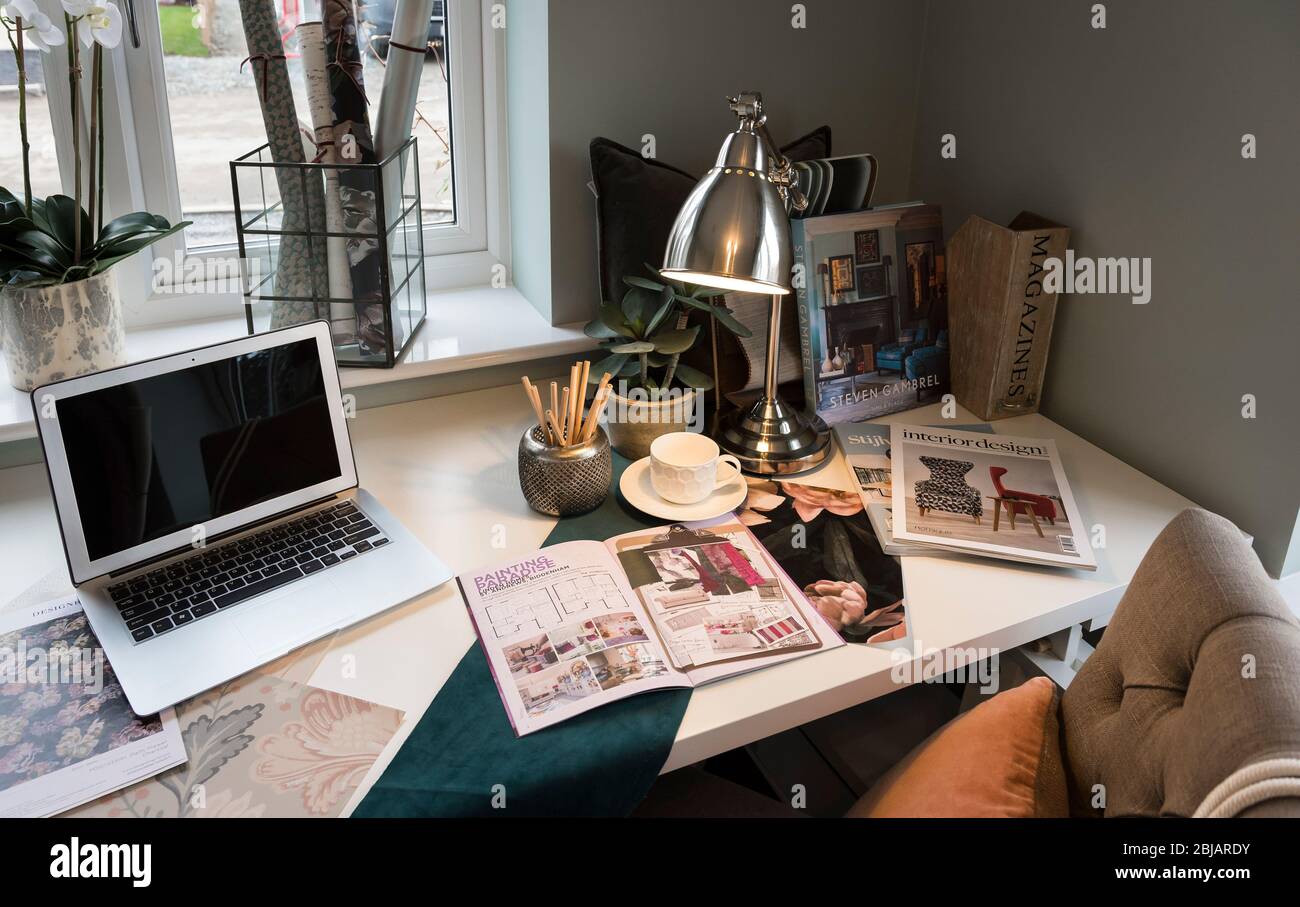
[0,385,1199,808]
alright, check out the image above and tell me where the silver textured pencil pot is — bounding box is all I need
[518,426,613,517]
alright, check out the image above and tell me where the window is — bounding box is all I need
[149,0,456,249]
[0,46,62,198]
[15,0,501,324]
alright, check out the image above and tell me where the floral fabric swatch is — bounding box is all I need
[0,613,165,789]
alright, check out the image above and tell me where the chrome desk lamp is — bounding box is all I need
[661,91,831,475]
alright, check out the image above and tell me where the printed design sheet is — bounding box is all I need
[461,544,687,736]
[0,596,186,817]
[614,523,820,670]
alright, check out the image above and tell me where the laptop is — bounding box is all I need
[32,321,452,715]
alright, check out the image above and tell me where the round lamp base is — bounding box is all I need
[715,395,832,476]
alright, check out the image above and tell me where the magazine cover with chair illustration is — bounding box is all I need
[888,424,1097,570]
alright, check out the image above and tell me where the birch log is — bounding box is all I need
[299,20,354,340]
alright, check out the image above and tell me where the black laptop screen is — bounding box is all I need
[56,338,343,561]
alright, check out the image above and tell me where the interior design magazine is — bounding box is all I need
[736,477,910,646]
[0,596,186,817]
[888,424,1097,569]
[793,202,949,425]
[834,421,992,556]
[459,519,844,736]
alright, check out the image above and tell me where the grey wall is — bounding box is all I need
[540,0,928,324]
[506,0,553,320]
[907,0,1300,574]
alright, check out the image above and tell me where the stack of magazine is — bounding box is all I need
[835,422,1097,570]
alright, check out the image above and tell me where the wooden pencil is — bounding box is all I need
[583,379,613,442]
[558,387,571,445]
[521,377,546,434]
[545,409,564,447]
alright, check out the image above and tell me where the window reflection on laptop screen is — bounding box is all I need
[55,338,342,561]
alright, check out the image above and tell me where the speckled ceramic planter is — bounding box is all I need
[1,269,126,391]
[605,388,699,461]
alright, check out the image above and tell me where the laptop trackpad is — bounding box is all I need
[233,580,355,657]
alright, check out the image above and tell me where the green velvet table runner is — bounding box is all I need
[353,454,692,817]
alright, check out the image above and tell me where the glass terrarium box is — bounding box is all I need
[231,137,427,367]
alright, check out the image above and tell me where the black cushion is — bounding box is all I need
[590,126,831,305]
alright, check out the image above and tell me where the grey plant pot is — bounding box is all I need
[604,387,700,461]
[0,268,126,392]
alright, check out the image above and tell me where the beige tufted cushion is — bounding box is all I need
[1060,509,1300,817]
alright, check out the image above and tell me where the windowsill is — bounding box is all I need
[0,285,596,444]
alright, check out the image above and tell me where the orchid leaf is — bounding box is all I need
[41,195,92,255]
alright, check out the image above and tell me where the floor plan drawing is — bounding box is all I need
[483,570,628,638]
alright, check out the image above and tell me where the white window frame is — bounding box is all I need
[29,0,508,327]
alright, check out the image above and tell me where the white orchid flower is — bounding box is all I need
[2,0,38,19]
[61,0,120,48]
[3,0,66,52]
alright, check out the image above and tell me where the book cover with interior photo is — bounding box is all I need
[793,202,950,425]
[888,424,1097,570]
[458,520,844,736]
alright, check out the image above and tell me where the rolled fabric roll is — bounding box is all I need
[375,0,435,244]
[323,0,387,358]
[299,20,355,341]
[237,0,327,328]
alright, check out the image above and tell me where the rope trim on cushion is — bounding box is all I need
[1194,758,1300,818]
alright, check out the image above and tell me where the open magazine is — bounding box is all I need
[834,421,992,555]
[459,519,844,736]
[737,477,910,646]
[889,423,1097,569]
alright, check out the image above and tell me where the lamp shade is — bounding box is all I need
[661,129,792,295]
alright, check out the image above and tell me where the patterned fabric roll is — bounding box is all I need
[237,0,327,328]
[299,20,354,339]
[323,0,387,357]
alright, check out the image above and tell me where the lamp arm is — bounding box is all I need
[754,116,808,213]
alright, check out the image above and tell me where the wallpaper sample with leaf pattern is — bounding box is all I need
[67,671,402,818]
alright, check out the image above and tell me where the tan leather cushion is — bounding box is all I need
[847,677,1068,818]
[1060,509,1300,817]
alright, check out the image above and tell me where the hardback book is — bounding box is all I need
[833,421,993,556]
[887,423,1096,570]
[793,202,950,425]
[459,519,844,735]
[946,212,1071,420]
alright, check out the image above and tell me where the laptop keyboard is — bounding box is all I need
[104,500,389,644]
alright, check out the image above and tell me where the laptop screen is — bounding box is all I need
[55,337,343,562]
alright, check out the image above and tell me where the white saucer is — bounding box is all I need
[619,457,749,521]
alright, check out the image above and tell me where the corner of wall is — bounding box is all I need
[1280,509,1300,579]
[505,0,552,322]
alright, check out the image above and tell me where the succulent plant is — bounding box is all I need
[583,266,753,392]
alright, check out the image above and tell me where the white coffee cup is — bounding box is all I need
[649,432,743,504]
